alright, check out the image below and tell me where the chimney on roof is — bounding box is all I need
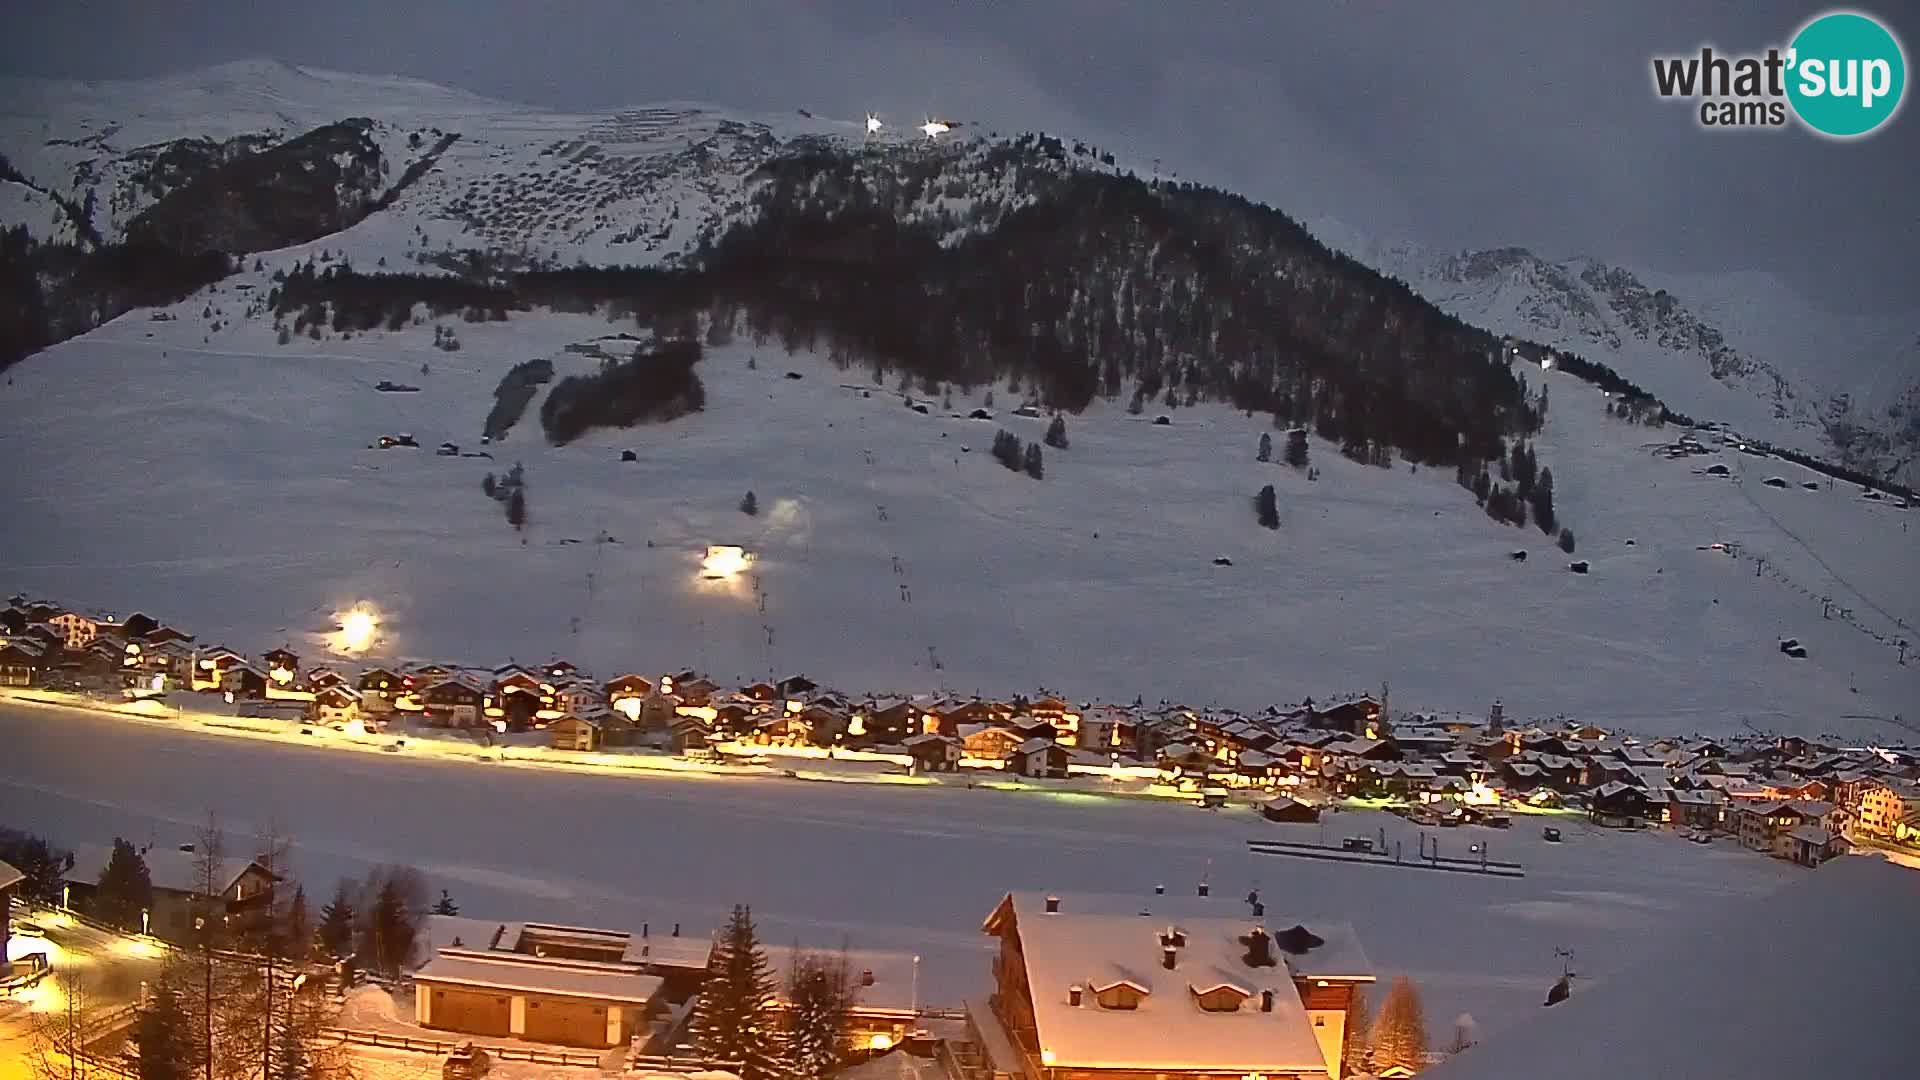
[1068,985,1083,1007]
[642,922,649,938]
[1260,989,1275,1013]
[673,923,680,937]
[1162,926,1187,948]
[1243,926,1276,968]
[861,969,875,987]
[1162,945,1178,970]
[1197,882,1210,898]
[1044,895,1061,914]
[1252,901,1265,917]
[1154,884,1165,895]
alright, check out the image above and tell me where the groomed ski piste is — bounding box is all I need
[2,290,1914,742]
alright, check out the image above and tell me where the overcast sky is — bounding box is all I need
[5,1,1914,314]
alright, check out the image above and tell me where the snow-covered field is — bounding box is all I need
[0,701,1798,1044]
[2,294,1915,739]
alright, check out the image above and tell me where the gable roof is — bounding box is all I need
[0,858,22,893]
[66,843,269,895]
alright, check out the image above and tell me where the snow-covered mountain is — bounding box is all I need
[1315,224,1920,485]
[2,61,1915,741]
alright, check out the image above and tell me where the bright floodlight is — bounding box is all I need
[331,605,380,654]
[866,113,884,134]
[1541,354,1556,370]
[701,545,751,580]
[920,119,951,139]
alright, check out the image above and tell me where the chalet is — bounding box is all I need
[1310,696,1381,736]
[0,639,47,686]
[1009,738,1071,779]
[753,713,812,747]
[65,843,276,943]
[1324,736,1393,762]
[414,944,664,1049]
[408,662,456,681]
[903,733,962,773]
[0,858,20,959]
[668,715,710,754]
[961,725,1026,761]
[143,625,195,647]
[604,674,655,720]
[1010,716,1058,743]
[798,703,848,742]
[191,646,247,691]
[543,659,581,680]
[1588,782,1655,827]
[1667,788,1729,830]
[1736,800,1841,855]
[741,681,779,702]
[1783,825,1848,867]
[356,666,408,699]
[489,671,546,729]
[549,708,627,752]
[1855,780,1920,838]
[47,610,104,650]
[666,674,717,705]
[309,685,364,727]
[421,676,488,728]
[706,699,753,733]
[262,647,300,686]
[1079,706,1140,755]
[864,699,919,743]
[1235,750,1279,784]
[1026,696,1082,746]
[975,891,1374,1080]
[1260,797,1321,824]
[769,947,923,1049]
[223,663,268,700]
[305,667,348,691]
[776,674,819,697]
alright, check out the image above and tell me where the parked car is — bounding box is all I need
[1543,826,1563,843]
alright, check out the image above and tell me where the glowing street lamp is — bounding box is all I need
[865,113,884,135]
[700,545,751,580]
[919,119,951,139]
[330,605,380,654]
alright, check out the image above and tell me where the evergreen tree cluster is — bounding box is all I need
[1371,975,1430,1073]
[1284,428,1310,469]
[95,836,154,931]
[691,905,854,1080]
[0,828,74,905]
[483,356,555,441]
[539,339,707,445]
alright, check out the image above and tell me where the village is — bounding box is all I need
[7,593,1919,868]
[6,595,1920,1080]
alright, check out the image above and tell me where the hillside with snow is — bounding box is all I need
[1,61,1915,741]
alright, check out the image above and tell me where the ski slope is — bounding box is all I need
[0,700,1799,1045]
[2,289,1914,741]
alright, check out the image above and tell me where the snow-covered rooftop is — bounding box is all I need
[1419,855,1920,1080]
[416,948,663,1005]
[66,842,264,895]
[988,892,1342,1074]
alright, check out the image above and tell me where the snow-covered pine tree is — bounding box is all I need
[432,889,459,917]
[781,950,853,1080]
[691,905,784,1080]
[740,491,759,516]
[1341,986,1372,1077]
[1558,527,1577,554]
[1024,443,1044,479]
[1370,975,1429,1073]
[1257,432,1273,462]
[507,489,527,530]
[1044,415,1068,449]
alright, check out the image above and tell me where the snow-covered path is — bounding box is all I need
[1,703,1795,1042]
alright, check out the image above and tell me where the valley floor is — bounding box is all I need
[0,700,1800,1046]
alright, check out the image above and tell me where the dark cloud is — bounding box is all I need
[5,1,1912,312]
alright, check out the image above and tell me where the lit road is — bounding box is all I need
[1,909,166,1079]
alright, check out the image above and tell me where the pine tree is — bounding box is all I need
[1558,527,1577,554]
[133,974,198,1080]
[360,879,416,979]
[1024,443,1044,479]
[1371,975,1429,1073]
[740,491,759,516]
[482,473,496,498]
[1255,484,1279,529]
[1126,387,1145,415]
[1530,467,1557,534]
[1342,987,1372,1078]
[1284,428,1310,469]
[507,489,527,530]
[96,837,153,931]
[692,905,783,1080]
[284,885,312,963]
[992,430,1024,472]
[317,881,355,959]
[432,890,459,916]
[0,830,73,905]
[1257,432,1273,463]
[782,951,852,1080]
[1044,415,1068,449]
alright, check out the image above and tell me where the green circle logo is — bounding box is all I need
[1787,11,1906,137]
